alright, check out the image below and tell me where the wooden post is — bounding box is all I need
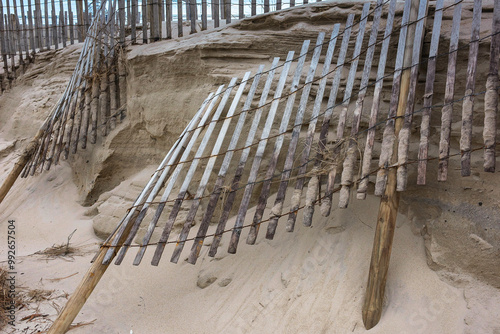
[362,0,423,329]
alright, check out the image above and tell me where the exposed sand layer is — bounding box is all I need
[0,1,499,333]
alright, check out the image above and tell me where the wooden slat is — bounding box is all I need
[0,0,8,74]
[201,0,206,30]
[129,89,224,265]
[191,58,280,261]
[187,63,269,264]
[80,85,92,149]
[338,0,384,208]
[416,0,444,185]
[320,3,370,216]
[51,0,57,48]
[89,76,100,145]
[396,0,428,191]
[190,0,196,34]
[264,0,269,13]
[459,0,482,177]
[151,82,237,266]
[119,0,126,44]
[166,0,171,39]
[255,32,325,242]
[483,0,500,173]
[19,0,28,57]
[214,0,219,28]
[76,0,83,43]
[239,0,243,19]
[285,24,340,232]
[169,72,253,264]
[142,0,147,43]
[226,45,307,254]
[302,14,354,227]
[208,51,295,257]
[102,90,220,265]
[437,1,462,181]
[131,0,136,42]
[251,0,256,16]
[177,0,182,37]
[225,0,230,24]
[374,0,412,196]
[357,0,397,200]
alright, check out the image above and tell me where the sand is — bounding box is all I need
[0,1,499,333]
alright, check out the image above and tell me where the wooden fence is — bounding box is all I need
[0,0,320,86]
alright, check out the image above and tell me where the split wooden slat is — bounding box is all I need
[169,72,252,264]
[459,0,482,177]
[208,52,295,257]
[226,45,306,254]
[320,2,370,216]
[483,0,500,173]
[374,0,412,196]
[357,0,397,200]
[437,1,462,181]
[416,0,444,185]
[129,88,224,265]
[338,0,384,208]
[285,24,340,233]
[396,0,428,191]
[256,32,325,242]
[302,13,354,227]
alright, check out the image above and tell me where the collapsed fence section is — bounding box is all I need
[92,0,500,268]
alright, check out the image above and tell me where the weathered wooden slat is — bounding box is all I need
[374,0,412,196]
[190,0,196,34]
[70,93,85,154]
[437,1,462,181]
[187,63,269,264]
[254,32,325,242]
[131,0,137,42]
[50,0,57,48]
[214,0,220,28]
[302,13,354,227]
[201,0,207,30]
[166,0,172,39]
[142,0,147,43]
[357,0,397,200]
[119,0,126,44]
[177,0,183,37]
[319,2,370,216]
[89,76,100,145]
[102,90,219,265]
[169,72,252,264]
[396,0,428,191]
[285,24,340,232]
[338,0,384,208]
[35,0,41,48]
[0,0,8,75]
[264,0,269,13]
[208,52,295,257]
[13,0,25,64]
[416,0,445,185]
[251,0,256,16]
[99,66,109,136]
[225,46,304,255]
[80,85,92,149]
[27,0,35,54]
[19,0,28,57]
[59,0,66,48]
[151,82,236,266]
[483,0,500,173]
[225,0,230,24]
[459,0,482,177]
[239,0,243,19]
[129,89,224,266]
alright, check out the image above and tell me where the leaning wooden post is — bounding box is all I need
[362,0,425,329]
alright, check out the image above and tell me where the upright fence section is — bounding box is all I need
[0,0,321,88]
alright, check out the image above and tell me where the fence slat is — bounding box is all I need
[459,0,482,176]
[261,33,325,242]
[226,46,303,255]
[321,3,370,217]
[142,0,147,43]
[416,0,444,185]
[177,0,182,37]
[483,0,500,173]
[374,0,412,196]
[302,14,354,227]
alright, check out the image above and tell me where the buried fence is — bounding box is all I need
[41,0,500,332]
[0,0,497,332]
